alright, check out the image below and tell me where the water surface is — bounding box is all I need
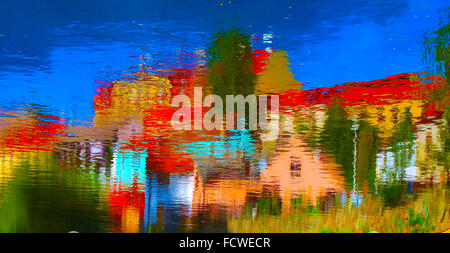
[0,0,449,232]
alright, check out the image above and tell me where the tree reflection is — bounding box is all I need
[422,8,449,173]
[207,28,256,98]
[0,152,110,232]
[423,8,449,81]
[319,100,354,185]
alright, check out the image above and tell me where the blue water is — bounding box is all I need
[0,0,447,117]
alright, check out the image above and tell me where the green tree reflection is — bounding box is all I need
[0,153,110,232]
[319,101,355,185]
[355,114,380,193]
[207,28,256,98]
[422,7,449,173]
[423,7,449,81]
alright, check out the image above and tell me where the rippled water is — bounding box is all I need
[0,0,449,232]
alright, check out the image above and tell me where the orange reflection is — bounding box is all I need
[260,136,345,207]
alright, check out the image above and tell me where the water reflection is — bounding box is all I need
[0,2,449,233]
[207,28,256,98]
